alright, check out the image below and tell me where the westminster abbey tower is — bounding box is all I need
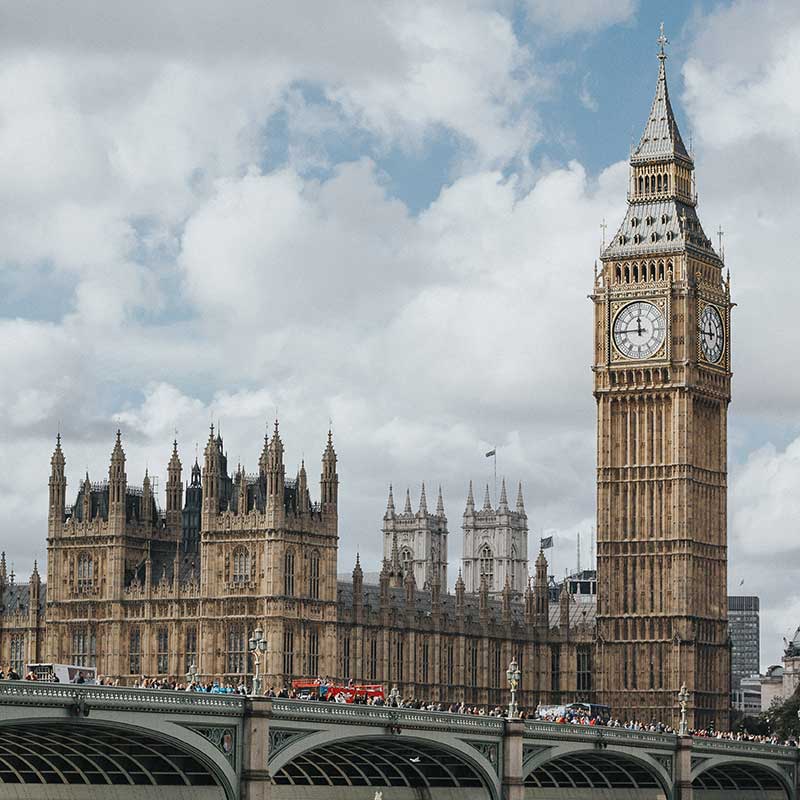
[593,32,731,728]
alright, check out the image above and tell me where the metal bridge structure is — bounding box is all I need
[0,683,797,799]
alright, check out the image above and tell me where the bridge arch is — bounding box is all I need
[0,718,237,800]
[524,746,672,799]
[270,732,501,799]
[692,757,792,799]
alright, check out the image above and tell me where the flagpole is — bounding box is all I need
[493,447,497,504]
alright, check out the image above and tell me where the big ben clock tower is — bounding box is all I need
[593,27,731,729]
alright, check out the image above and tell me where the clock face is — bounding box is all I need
[699,304,724,364]
[612,301,666,360]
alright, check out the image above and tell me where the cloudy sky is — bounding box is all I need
[1,0,798,669]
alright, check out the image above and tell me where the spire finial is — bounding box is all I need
[483,483,492,510]
[436,485,445,516]
[657,21,668,61]
[386,484,395,514]
[419,482,428,514]
[404,488,412,514]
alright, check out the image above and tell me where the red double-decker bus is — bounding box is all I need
[291,679,384,704]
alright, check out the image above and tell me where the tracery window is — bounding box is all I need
[71,627,96,667]
[308,551,320,599]
[400,547,413,576]
[232,546,250,584]
[10,634,25,676]
[185,626,197,674]
[368,637,378,681]
[340,634,351,679]
[226,626,245,674]
[156,627,169,674]
[479,545,493,589]
[308,629,320,676]
[577,645,592,694]
[129,628,141,675]
[284,549,295,596]
[77,553,93,593]
[283,628,294,676]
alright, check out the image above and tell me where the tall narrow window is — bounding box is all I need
[309,551,320,599]
[284,549,295,596]
[156,627,169,674]
[129,629,141,675]
[226,626,245,674]
[283,628,294,676]
[71,627,96,667]
[577,645,592,694]
[400,548,412,576]
[421,641,430,683]
[185,626,198,673]
[232,547,250,584]
[77,553,93,593]
[550,647,561,694]
[446,641,454,685]
[341,634,351,679]
[308,629,319,676]
[490,642,501,689]
[10,634,25,676]
[395,637,404,682]
[369,637,378,681]
[479,545,493,589]
[468,640,478,687]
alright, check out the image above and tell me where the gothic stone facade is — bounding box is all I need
[33,427,594,710]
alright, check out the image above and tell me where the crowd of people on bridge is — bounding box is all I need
[8,666,799,747]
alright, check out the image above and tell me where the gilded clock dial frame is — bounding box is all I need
[612,300,667,360]
[699,303,725,364]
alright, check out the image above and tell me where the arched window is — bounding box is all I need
[129,628,141,675]
[77,553,93,592]
[156,627,169,674]
[400,548,413,576]
[479,545,494,589]
[309,551,320,599]
[664,173,669,191]
[284,549,295,596]
[71,627,96,667]
[624,265,630,282]
[638,176,643,194]
[657,174,662,191]
[650,262,656,281]
[645,175,650,193]
[633,265,639,282]
[510,544,517,589]
[226,626,245,674]
[232,546,250,584]
[615,266,622,282]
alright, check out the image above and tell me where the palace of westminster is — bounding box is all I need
[0,39,733,727]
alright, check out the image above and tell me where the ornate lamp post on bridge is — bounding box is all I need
[506,657,521,719]
[678,682,690,736]
[249,627,268,696]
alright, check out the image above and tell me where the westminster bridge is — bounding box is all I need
[0,683,797,800]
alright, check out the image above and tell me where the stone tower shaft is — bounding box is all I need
[593,31,731,729]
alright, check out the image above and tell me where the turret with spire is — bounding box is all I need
[267,420,285,517]
[166,439,183,528]
[108,430,127,533]
[141,468,153,526]
[384,484,395,520]
[48,433,67,536]
[534,549,549,630]
[202,424,222,520]
[352,553,363,621]
[320,429,338,522]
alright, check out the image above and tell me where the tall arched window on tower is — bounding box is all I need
[232,546,250,584]
[308,551,320,599]
[129,628,141,675]
[71,627,96,667]
[400,548,413,576]
[480,544,494,589]
[510,544,518,590]
[77,552,93,593]
[284,549,295,596]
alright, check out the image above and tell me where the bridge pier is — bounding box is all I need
[243,696,272,800]
[675,734,693,800]
[502,718,525,800]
